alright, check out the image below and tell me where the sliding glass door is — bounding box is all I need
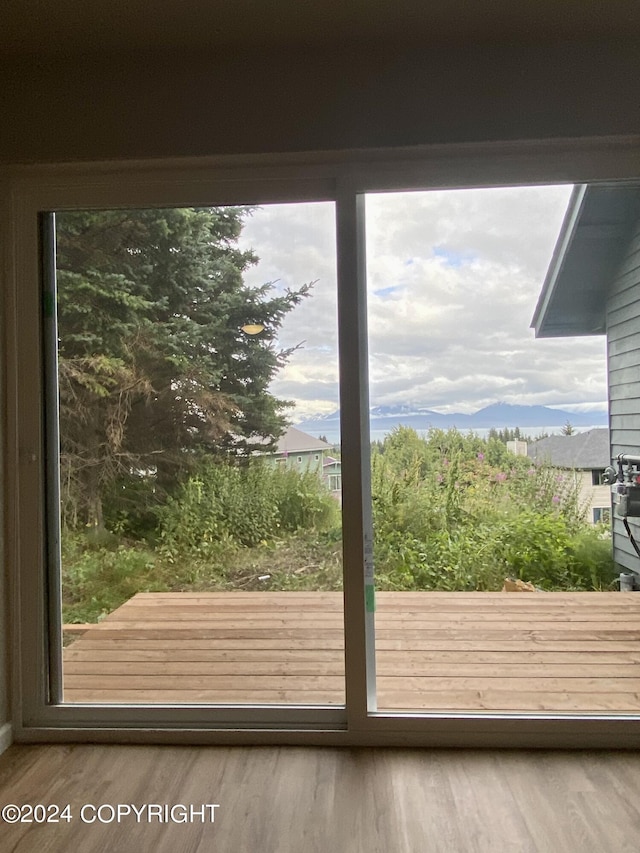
[362,186,638,718]
[10,145,640,745]
[15,177,353,728]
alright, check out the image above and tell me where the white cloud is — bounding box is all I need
[236,186,608,420]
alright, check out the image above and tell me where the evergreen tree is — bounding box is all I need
[55,207,310,528]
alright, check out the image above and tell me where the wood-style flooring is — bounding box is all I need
[1,743,640,852]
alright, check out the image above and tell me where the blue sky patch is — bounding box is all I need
[374,285,403,299]
[433,245,476,267]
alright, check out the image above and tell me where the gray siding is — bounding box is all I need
[607,221,640,572]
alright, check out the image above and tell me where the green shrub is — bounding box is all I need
[494,514,615,591]
[102,473,165,541]
[568,528,617,590]
[493,510,576,589]
[62,543,160,623]
[61,427,617,622]
[159,461,277,554]
[159,458,339,557]
[270,465,339,533]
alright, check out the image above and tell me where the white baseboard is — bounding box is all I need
[0,722,12,756]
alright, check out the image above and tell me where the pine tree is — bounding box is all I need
[55,207,310,528]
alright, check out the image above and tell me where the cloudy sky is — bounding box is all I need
[237,185,608,421]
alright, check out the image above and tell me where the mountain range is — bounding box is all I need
[296,402,608,434]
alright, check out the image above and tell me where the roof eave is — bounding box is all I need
[533,183,640,339]
[531,184,588,338]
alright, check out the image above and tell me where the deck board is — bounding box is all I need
[63,591,640,713]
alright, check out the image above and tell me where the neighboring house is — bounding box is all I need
[506,439,528,457]
[263,426,330,474]
[526,429,612,525]
[258,426,342,497]
[322,455,343,502]
[532,184,640,572]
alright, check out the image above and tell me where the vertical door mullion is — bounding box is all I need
[336,185,377,726]
[40,212,63,704]
[14,201,50,727]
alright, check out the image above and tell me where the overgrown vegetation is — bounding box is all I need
[62,459,341,622]
[61,427,616,624]
[370,427,614,592]
[159,461,339,554]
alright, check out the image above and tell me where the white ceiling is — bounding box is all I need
[2,0,640,62]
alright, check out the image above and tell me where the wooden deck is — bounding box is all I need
[63,591,640,713]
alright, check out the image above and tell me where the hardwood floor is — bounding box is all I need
[63,591,640,713]
[1,744,640,852]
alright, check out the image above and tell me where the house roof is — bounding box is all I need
[531,183,640,338]
[274,427,330,454]
[245,425,330,454]
[527,428,610,470]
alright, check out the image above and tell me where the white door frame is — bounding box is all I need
[6,135,640,746]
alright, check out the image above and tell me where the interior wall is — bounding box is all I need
[1,38,639,165]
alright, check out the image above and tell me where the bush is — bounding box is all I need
[158,461,277,554]
[493,510,576,589]
[568,528,617,590]
[270,465,339,533]
[370,427,615,592]
[102,473,165,541]
[62,536,160,623]
[159,459,339,557]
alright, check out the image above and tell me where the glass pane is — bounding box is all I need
[363,186,633,716]
[53,202,344,706]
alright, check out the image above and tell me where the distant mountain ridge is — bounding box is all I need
[296,402,608,434]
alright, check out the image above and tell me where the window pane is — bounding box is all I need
[364,186,629,716]
[52,202,344,706]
